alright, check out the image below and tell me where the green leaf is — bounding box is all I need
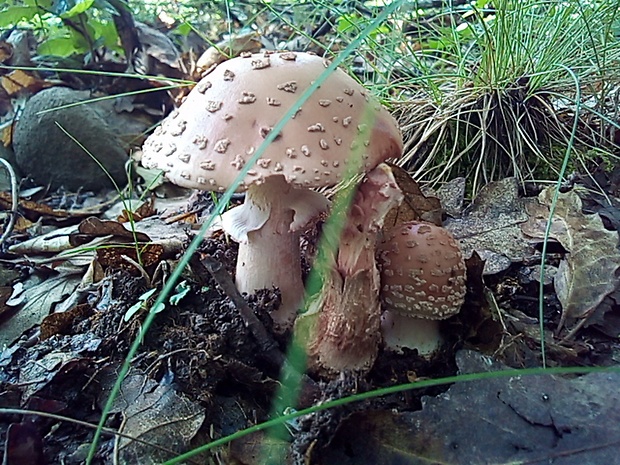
[58,0,95,18]
[90,18,120,50]
[152,302,166,314]
[175,22,192,36]
[124,300,144,322]
[0,6,40,27]
[38,36,78,57]
[169,280,190,306]
[337,13,361,34]
[124,288,158,322]
[23,0,53,7]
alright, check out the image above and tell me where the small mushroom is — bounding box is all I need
[377,221,467,357]
[141,51,402,332]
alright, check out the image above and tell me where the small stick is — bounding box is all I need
[199,255,321,406]
[0,158,19,246]
[200,254,286,368]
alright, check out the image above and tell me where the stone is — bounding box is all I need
[13,87,129,191]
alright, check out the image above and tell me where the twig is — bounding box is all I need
[200,255,321,408]
[0,157,19,247]
[163,209,201,224]
[197,255,321,408]
[200,254,287,368]
[121,254,151,286]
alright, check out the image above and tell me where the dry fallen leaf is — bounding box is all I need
[444,178,536,274]
[40,303,90,340]
[0,192,71,219]
[435,177,466,218]
[521,187,620,326]
[317,350,620,465]
[195,32,262,76]
[0,272,82,348]
[117,198,155,223]
[383,163,443,230]
[99,368,205,464]
[0,69,43,96]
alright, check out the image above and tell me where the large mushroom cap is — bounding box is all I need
[378,221,467,320]
[141,51,402,192]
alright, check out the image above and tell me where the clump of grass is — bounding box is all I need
[388,0,620,193]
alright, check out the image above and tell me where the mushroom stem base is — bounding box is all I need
[236,223,303,331]
[381,311,443,358]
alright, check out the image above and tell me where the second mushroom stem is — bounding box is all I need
[297,163,404,373]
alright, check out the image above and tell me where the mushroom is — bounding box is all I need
[141,51,402,331]
[298,163,403,373]
[377,221,467,357]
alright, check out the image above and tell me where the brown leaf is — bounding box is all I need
[384,163,442,231]
[522,187,620,324]
[135,22,183,72]
[195,32,262,75]
[96,243,164,275]
[0,41,12,63]
[117,198,155,223]
[0,192,70,219]
[99,368,205,464]
[0,285,14,321]
[4,422,44,465]
[0,273,82,348]
[1,117,12,144]
[317,351,620,465]
[71,217,151,246]
[40,303,90,340]
[11,216,34,233]
[444,178,534,275]
[0,69,42,96]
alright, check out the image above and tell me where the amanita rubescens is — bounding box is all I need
[141,51,402,331]
[377,221,467,357]
[299,163,403,373]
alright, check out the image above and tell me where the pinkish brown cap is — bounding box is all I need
[141,51,402,192]
[378,221,467,320]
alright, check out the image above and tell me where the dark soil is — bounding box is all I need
[1,208,619,464]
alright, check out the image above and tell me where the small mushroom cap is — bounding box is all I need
[141,51,402,192]
[378,221,466,320]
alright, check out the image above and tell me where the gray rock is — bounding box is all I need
[13,87,129,191]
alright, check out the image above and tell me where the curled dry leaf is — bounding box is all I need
[0,273,82,348]
[195,32,262,76]
[383,163,443,230]
[0,192,71,220]
[522,187,620,325]
[70,217,151,246]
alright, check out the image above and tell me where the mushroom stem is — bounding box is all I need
[299,164,403,373]
[380,311,443,357]
[236,207,303,329]
[223,175,329,332]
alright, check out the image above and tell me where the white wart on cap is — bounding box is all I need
[377,221,466,356]
[141,51,403,332]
